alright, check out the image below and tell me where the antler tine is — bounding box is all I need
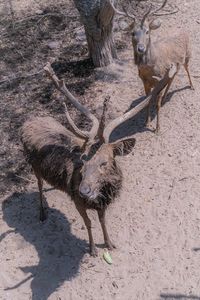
[44,62,99,141]
[109,1,136,21]
[63,103,89,139]
[97,95,110,141]
[141,0,168,25]
[152,0,168,15]
[141,4,152,26]
[103,63,177,143]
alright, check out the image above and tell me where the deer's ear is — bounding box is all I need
[112,138,136,157]
[149,18,161,30]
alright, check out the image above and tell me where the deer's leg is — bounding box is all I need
[75,203,97,256]
[98,209,116,250]
[34,170,46,222]
[155,91,164,134]
[143,82,152,127]
[161,77,174,104]
[156,75,176,134]
[184,61,194,90]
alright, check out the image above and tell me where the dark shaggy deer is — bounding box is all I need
[114,0,194,132]
[21,63,176,256]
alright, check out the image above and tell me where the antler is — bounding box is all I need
[44,62,99,141]
[141,0,168,25]
[112,0,168,25]
[63,103,89,139]
[109,1,136,21]
[141,4,152,26]
[152,0,168,15]
[103,63,177,143]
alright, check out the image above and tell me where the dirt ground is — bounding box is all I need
[1,0,200,299]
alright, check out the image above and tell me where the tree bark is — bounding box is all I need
[73,0,117,67]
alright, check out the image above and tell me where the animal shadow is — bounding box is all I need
[109,95,150,142]
[149,84,191,125]
[109,84,192,141]
[2,191,87,300]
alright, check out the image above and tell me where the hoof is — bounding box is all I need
[39,210,46,222]
[154,126,160,135]
[145,120,151,128]
[105,241,116,251]
[90,246,98,257]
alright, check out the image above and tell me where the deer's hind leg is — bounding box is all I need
[184,57,194,89]
[33,170,46,222]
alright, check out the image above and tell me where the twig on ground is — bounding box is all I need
[191,74,200,78]
[36,12,65,25]
[64,25,84,36]
[168,178,176,200]
[15,175,35,183]
[0,70,43,86]
[80,265,102,273]
[8,0,15,28]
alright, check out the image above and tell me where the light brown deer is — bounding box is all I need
[21,63,176,256]
[114,0,194,132]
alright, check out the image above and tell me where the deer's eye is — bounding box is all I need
[146,30,149,34]
[100,161,107,168]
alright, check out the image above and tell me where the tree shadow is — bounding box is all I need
[2,191,87,300]
[160,293,200,299]
[52,57,94,78]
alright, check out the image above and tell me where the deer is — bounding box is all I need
[21,63,176,256]
[113,0,194,133]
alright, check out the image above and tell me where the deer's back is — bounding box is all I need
[139,31,191,85]
[21,116,83,192]
[153,31,190,75]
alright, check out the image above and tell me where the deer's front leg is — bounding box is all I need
[98,209,116,250]
[161,76,175,104]
[34,169,46,222]
[156,92,163,134]
[143,82,152,127]
[75,202,97,257]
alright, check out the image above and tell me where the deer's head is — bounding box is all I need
[131,17,161,56]
[66,96,135,202]
[114,0,168,56]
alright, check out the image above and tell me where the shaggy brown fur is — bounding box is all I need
[21,116,131,256]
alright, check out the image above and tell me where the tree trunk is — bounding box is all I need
[73,0,117,67]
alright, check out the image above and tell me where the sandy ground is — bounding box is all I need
[1,0,200,299]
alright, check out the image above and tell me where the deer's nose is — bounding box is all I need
[137,44,145,53]
[79,184,91,197]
